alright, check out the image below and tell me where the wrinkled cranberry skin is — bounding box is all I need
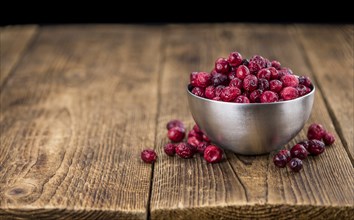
[168,127,185,142]
[175,143,195,159]
[257,69,272,80]
[280,87,299,100]
[298,76,312,87]
[211,72,228,86]
[297,85,310,96]
[260,91,278,103]
[188,136,202,148]
[215,85,225,97]
[273,149,291,168]
[307,123,325,140]
[249,55,269,73]
[191,87,205,97]
[190,72,199,87]
[141,149,157,163]
[236,65,250,79]
[235,95,250,103]
[288,158,303,172]
[250,89,263,103]
[269,80,283,93]
[196,142,208,155]
[308,140,325,156]
[281,75,299,87]
[166,120,185,131]
[164,143,176,156]
[205,86,216,99]
[298,140,311,151]
[290,144,308,160]
[243,75,258,92]
[204,145,223,163]
[323,132,335,145]
[228,71,237,81]
[267,67,279,79]
[188,129,203,140]
[228,52,243,67]
[215,57,230,74]
[258,78,270,91]
[271,60,281,70]
[221,86,241,102]
[229,78,243,89]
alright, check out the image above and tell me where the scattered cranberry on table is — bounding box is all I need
[141,149,157,164]
[189,51,313,103]
[204,145,223,163]
[288,158,303,172]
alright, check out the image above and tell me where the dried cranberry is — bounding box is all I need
[196,142,208,155]
[205,86,216,99]
[271,60,281,70]
[190,72,198,87]
[280,87,299,100]
[168,127,185,142]
[298,140,311,151]
[229,78,243,89]
[267,67,279,79]
[260,91,278,103]
[235,95,250,103]
[188,136,202,148]
[269,80,283,93]
[192,72,211,88]
[215,58,230,74]
[166,120,185,130]
[250,89,263,103]
[191,87,205,97]
[323,132,335,145]
[243,75,258,92]
[257,68,272,80]
[221,86,241,102]
[228,71,237,81]
[281,75,299,88]
[258,78,270,91]
[298,76,312,87]
[307,123,325,140]
[290,144,308,160]
[204,145,223,163]
[297,85,310,96]
[175,143,195,159]
[141,149,157,163]
[228,51,243,67]
[288,158,303,172]
[273,149,291,168]
[211,72,228,86]
[308,140,325,156]
[188,129,203,140]
[193,124,203,134]
[249,55,269,73]
[236,65,250,80]
[215,85,225,97]
[164,143,176,156]
[202,134,211,143]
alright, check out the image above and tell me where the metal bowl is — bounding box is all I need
[187,85,315,155]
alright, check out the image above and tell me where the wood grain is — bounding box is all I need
[150,24,354,219]
[0,25,38,87]
[295,25,354,163]
[0,25,162,219]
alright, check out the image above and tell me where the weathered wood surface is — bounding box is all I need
[0,24,353,219]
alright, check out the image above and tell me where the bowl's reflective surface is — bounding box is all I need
[187,86,315,155]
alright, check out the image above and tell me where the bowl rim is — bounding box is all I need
[187,84,316,106]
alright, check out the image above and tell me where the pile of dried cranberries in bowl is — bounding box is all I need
[189,51,313,103]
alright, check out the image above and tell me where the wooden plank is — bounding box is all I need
[295,25,354,162]
[0,25,162,219]
[150,24,354,219]
[0,25,38,86]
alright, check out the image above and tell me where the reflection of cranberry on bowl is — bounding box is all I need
[187,51,315,155]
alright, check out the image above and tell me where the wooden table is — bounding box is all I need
[1,24,353,219]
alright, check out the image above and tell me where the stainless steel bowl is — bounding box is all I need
[187,85,315,155]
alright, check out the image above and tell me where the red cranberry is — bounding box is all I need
[288,158,303,172]
[307,123,325,140]
[141,149,157,163]
[297,85,310,96]
[323,132,335,145]
[175,143,195,159]
[269,80,283,93]
[188,136,202,148]
[298,140,311,151]
[281,75,299,87]
[235,95,250,103]
[280,87,299,100]
[236,65,250,79]
[257,68,272,80]
[298,76,312,87]
[190,72,198,87]
[273,149,291,168]
[278,68,293,78]
[188,129,203,140]
[191,87,205,97]
[250,89,263,103]
[290,144,308,160]
[229,78,243,89]
[215,58,230,74]
[193,124,203,134]
[211,72,228,86]
[204,145,223,163]
[215,85,225,97]
[271,60,281,70]
[267,67,279,79]
[258,78,270,91]
[249,55,269,73]
[221,86,241,102]
[193,72,211,88]
[308,140,325,156]
[205,86,216,99]
[243,75,258,92]
[166,120,185,130]
[228,71,237,81]
[228,51,243,67]
[164,143,176,156]
[260,91,278,103]
[196,142,208,155]
[168,127,185,142]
